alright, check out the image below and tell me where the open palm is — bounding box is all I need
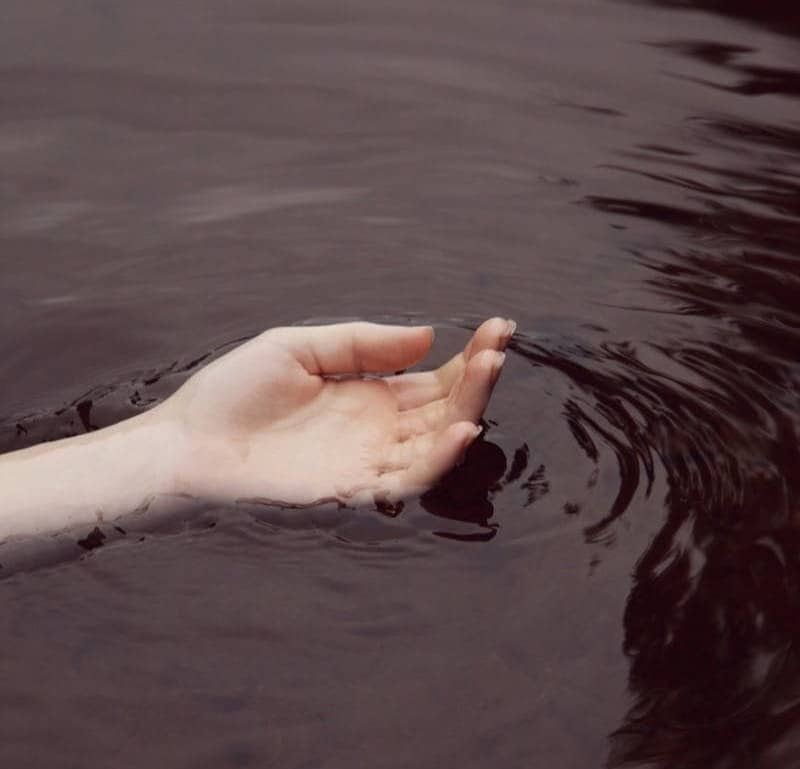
[167,318,514,508]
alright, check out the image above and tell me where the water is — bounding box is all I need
[1,0,799,766]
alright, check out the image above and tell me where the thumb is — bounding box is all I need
[279,322,435,375]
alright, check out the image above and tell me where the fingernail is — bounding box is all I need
[469,423,483,438]
[506,319,517,337]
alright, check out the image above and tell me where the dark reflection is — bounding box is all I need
[580,42,800,767]
[421,438,508,542]
[648,40,800,98]
[633,0,800,38]
[509,338,657,538]
[612,533,800,768]
[513,324,800,765]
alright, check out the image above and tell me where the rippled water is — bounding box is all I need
[1,1,799,767]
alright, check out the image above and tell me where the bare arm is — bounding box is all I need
[0,318,514,541]
[0,409,182,539]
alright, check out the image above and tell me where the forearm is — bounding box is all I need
[0,407,185,541]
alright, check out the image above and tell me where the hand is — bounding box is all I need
[165,317,515,508]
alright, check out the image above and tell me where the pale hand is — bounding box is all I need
[166,317,514,508]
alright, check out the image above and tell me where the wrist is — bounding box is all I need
[134,403,194,500]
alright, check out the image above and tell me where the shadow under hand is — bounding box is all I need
[420,438,507,542]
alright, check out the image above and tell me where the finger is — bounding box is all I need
[380,421,482,499]
[385,370,452,412]
[278,322,435,375]
[447,348,506,424]
[397,349,505,438]
[463,316,517,361]
[386,317,515,409]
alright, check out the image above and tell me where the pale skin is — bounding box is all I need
[0,317,514,542]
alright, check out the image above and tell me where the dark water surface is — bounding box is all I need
[2,1,800,766]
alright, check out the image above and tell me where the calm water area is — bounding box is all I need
[1,0,799,766]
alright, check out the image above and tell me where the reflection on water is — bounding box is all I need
[421,439,507,541]
[638,0,800,39]
[1,0,800,766]
[582,30,800,765]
